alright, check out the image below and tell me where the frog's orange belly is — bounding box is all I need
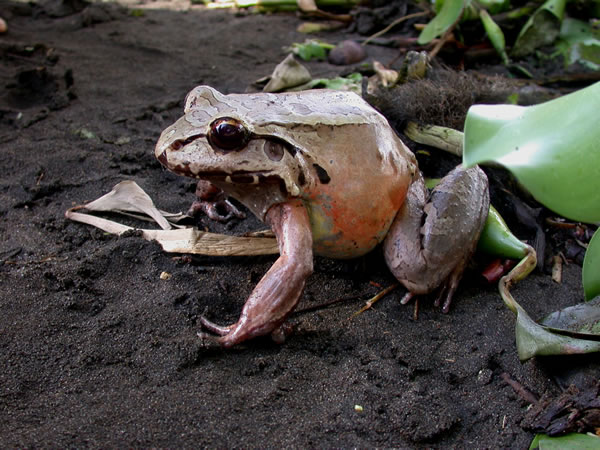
[303,183,408,259]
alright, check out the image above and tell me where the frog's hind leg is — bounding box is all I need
[384,165,489,312]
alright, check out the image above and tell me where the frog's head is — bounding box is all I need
[155,86,312,205]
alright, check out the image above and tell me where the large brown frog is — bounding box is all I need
[155,86,489,347]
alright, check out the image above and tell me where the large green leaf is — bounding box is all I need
[463,82,600,224]
[418,0,465,45]
[583,229,600,300]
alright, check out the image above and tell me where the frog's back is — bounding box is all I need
[186,86,379,128]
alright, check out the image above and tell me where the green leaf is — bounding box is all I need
[510,297,600,361]
[480,9,509,64]
[530,432,600,449]
[555,18,600,71]
[499,253,600,361]
[463,82,600,224]
[540,296,600,336]
[511,0,566,58]
[477,0,509,14]
[418,0,465,45]
[583,229,600,300]
[299,73,362,94]
[286,40,334,61]
[477,205,529,259]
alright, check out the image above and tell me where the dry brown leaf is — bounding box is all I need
[83,180,174,230]
[263,54,312,92]
[65,182,279,256]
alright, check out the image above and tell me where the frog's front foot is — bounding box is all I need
[188,198,245,222]
[188,180,245,222]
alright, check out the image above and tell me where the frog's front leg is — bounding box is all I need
[188,180,245,222]
[384,165,489,312]
[200,199,313,347]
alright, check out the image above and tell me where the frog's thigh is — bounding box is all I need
[384,166,489,294]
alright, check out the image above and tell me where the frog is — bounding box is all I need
[155,85,489,347]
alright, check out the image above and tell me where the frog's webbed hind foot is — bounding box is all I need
[384,165,489,312]
[399,243,474,313]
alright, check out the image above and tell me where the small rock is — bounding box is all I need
[477,368,493,385]
[328,40,367,66]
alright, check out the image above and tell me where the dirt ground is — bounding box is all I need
[0,0,594,447]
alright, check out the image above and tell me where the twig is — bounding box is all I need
[293,293,369,316]
[363,11,429,46]
[501,372,539,405]
[351,283,399,318]
[428,27,454,60]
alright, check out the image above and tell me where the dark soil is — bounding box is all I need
[0,0,593,447]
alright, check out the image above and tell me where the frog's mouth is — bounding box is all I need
[202,170,282,186]
[157,153,282,185]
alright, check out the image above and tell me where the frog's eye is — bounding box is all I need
[208,117,249,152]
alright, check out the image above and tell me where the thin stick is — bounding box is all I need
[428,27,454,60]
[351,283,399,318]
[293,293,369,316]
[362,12,429,46]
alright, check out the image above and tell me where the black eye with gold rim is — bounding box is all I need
[208,117,249,152]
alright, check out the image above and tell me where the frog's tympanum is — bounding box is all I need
[155,86,489,347]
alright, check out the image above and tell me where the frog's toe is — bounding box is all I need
[434,284,457,313]
[400,291,415,305]
[270,322,294,344]
[199,315,234,336]
[433,264,464,313]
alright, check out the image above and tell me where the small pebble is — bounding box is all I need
[477,368,493,385]
[159,271,172,280]
[354,404,364,412]
[328,40,366,66]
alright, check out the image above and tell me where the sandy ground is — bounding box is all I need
[0,0,591,446]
